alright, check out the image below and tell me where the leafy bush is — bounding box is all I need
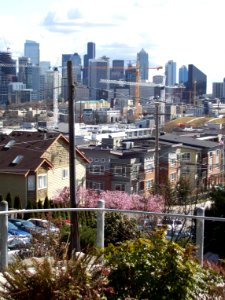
[104,212,140,246]
[104,232,225,299]
[0,254,110,300]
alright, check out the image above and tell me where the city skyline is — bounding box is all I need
[0,0,224,93]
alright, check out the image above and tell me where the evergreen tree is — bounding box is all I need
[204,188,225,258]
[43,196,50,209]
[37,200,43,210]
[25,200,34,220]
[14,195,22,210]
[43,196,51,218]
[176,177,190,206]
[5,192,13,209]
[160,179,176,208]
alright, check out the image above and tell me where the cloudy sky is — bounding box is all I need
[0,0,224,93]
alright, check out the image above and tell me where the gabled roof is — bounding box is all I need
[0,131,90,176]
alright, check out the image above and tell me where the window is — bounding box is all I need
[146,180,153,189]
[182,166,190,173]
[87,181,103,190]
[216,150,220,163]
[62,168,69,179]
[146,164,154,172]
[114,166,123,175]
[27,175,35,191]
[181,153,191,161]
[89,165,104,174]
[170,159,176,166]
[38,174,47,189]
[209,151,213,157]
[115,184,125,191]
[170,173,176,182]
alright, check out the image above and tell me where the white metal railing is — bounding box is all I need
[1,200,225,271]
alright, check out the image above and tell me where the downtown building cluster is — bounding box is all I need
[0,40,213,109]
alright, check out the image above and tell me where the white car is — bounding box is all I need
[27,219,60,234]
[160,219,183,231]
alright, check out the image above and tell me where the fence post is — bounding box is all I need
[196,207,205,266]
[97,199,105,248]
[0,201,8,271]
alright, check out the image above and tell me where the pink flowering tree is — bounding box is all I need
[52,187,165,213]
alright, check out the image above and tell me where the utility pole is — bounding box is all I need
[67,60,80,253]
[154,101,160,194]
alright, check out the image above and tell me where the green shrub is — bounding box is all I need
[104,232,225,299]
[60,224,96,252]
[104,212,140,246]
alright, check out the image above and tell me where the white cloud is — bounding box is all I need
[0,0,225,92]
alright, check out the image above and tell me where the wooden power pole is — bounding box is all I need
[67,60,80,253]
[154,102,160,194]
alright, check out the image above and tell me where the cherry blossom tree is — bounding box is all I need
[52,187,165,212]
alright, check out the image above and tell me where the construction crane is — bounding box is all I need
[100,62,163,120]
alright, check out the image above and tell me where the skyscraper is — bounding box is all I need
[110,60,124,81]
[83,42,96,86]
[165,60,176,86]
[137,49,149,81]
[61,54,72,101]
[0,51,17,105]
[24,40,40,100]
[88,57,109,100]
[71,53,82,83]
[212,82,223,99]
[179,65,188,84]
[24,40,40,65]
[18,57,32,87]
[184,64,207,102]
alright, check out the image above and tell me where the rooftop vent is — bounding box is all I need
[3,140,16,149]
[11,155,24,165]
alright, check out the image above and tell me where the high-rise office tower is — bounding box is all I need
[0,51,17,105]
[24,40,40,100]
[179,65,188,84]
[184,64,207,102]
[110,60,124,81]
[88,57,109,100]
[165,60,176,86]
[71,53,82,83]
[24,40,40,65]
[61,54,71,101]
[39,61,51,100]
[83,42,96,86]
[18,56,31,85]
[212,82,223,99]
[137,48,149,81]
[125,62,136,82]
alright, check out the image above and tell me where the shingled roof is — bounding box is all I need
[0,131,89,176]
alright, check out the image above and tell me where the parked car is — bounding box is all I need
[138,218,154,231]
[27,218,60,234]
[160,219,183,231]
[9,218,48,236]
[8,221,32,248]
